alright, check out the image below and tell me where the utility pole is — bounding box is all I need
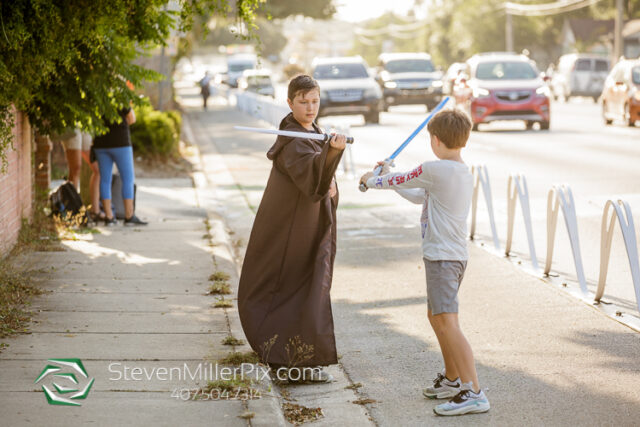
[613,0,624,61]
[506,12,513,52]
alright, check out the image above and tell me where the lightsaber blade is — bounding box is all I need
[234,126,354,144]
[359,96,450,192]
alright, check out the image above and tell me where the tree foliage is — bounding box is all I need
[0,0,265,172]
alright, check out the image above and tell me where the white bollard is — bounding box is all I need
[545,185,588,295]
[505,174,538,270]
[595,200,640,312]
[470,165,500,250]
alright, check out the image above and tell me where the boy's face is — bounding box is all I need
[287,89,320,128]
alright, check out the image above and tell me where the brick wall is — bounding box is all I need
[0,108,33,256]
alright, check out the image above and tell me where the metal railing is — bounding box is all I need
[595,200,640,312]
[544,185,588,295]
[470,165,500,250]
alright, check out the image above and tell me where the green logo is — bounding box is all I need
[35,358,95,406]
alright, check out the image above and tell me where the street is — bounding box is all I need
[180,81,640,424]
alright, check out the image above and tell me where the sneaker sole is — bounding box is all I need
[423,389,459,399]
[433,402,490,416]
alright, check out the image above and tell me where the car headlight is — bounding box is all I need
[473,87,490,98]
[384,81,397,89]
[365,86,382,98]
[536,86,551,98]
[431,80,443,88]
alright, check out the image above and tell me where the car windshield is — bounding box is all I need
[313,63,368,79]
[384,59,435,73]
[633,66,640,85]
[229,63,254,73]
[248,76,271,86]
[475,61,538,80]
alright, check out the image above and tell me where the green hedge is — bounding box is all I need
[130,103,182,158]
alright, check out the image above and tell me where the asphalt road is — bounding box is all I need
[316,99,640,317]
[177,76,640,423]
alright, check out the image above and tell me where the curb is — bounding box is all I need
[183,115,288,427]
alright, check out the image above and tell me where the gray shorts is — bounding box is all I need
[424,258,467,315]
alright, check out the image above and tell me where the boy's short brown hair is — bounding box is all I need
[288,74,320,101]
[426,109,472,149]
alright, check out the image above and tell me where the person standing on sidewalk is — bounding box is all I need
[238,75,346,382]
[93,106,147,226]
[359,109,490,416]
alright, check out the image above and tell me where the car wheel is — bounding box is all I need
[602,102,613,125]
[592,96,599,103]
[365,110,380,125]
[540,121,550,130]
[625,103,636,127]
[472,122,479,131]
[525,120,534,130]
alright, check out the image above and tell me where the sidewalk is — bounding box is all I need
[186,101,640,426]
[0,176,284,425]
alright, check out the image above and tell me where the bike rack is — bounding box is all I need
[544,185,588,295]
[505,174,538,270]
[594,199,640,312]
[470,165,500,250]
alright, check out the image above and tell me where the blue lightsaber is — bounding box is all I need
[359,96,450,192]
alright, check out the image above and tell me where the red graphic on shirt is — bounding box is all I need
[386,165,423,187]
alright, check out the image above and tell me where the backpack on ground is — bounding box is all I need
[49,181,88,225]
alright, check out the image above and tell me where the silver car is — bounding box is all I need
[551,54,610,101]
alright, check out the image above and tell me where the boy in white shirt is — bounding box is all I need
[359,109,489,416]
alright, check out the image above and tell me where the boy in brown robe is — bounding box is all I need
[238,75,347,382]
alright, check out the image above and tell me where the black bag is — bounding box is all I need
[49,181,88,225]
[111,173,136,219]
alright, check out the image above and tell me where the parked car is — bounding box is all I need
[551,53,610,101]
[443,62,468,95]
[311,56,382,124]
[453,53,551,130]
[601,58,640,127]
[237,69,275,98]
[225,54,257,88]
[375,53,444,111]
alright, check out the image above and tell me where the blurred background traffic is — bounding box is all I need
[170,0,640,131]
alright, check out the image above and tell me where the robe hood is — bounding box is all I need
[266,113,321,160]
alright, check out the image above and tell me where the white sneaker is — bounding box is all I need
[433,383,490,416]
[422,371,461,399]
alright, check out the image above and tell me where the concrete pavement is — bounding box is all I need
[0,176,285,425]
[186,99,640,426]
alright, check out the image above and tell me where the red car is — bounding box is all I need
[453,53,551,130]
[601,58,640,127]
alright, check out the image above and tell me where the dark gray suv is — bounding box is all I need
[375,53,444,111]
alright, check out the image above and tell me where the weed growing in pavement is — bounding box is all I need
[218,351,260,365]
[222,336,245,346]
[282,403,323,425]
[345,382,362,390]
[213,297,233,308]
[208,281,231,295]
[209,271,230,282]
[238,411,255,419]
[285,336,314,368]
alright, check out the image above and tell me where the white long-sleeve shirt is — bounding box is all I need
[366,160,473,261]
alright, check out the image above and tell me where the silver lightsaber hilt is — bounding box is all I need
[359,161,389,192]
[323,134,354,144]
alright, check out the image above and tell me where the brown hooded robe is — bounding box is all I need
[238,113,343,367]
